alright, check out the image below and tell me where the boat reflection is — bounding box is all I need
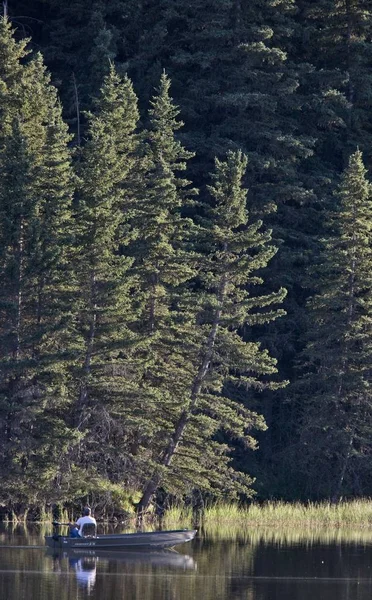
[47,546,196,583]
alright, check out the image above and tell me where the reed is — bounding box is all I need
[58,508,72,523]
[4,509,29,523]
[200,499,372,529]
[161,505,194,529]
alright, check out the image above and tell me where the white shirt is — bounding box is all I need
[76,515,97,536]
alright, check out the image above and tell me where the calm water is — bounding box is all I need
[1,525,372,599]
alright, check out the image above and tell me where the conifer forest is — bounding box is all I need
[0,0,372,518]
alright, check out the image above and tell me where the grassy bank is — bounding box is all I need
[5,498,372,532]
[6,500,372,545]
[162,499,372,531]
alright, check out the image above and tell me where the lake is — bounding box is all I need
[1,524,372,599]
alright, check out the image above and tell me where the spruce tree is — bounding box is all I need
[137,150,286,514]
[296,150,372,500]
[0,19,76,512]
[122,73,199,494]
[39,0,127,120]
[70,65,141,488]
[123,0,314,192]
[296,0,372,168]
[131,73,196,332]
[120,1,317,496]
[262,0,372,499]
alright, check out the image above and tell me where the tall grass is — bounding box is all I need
[159,498,372,532]
[6,498,372,534]
[162,506,194,529]
[200,499,372,530]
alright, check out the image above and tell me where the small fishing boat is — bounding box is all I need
[45,528,197,550]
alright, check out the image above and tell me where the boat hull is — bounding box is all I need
[45,529,197,550]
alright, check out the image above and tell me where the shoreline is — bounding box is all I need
[3,499,372,529]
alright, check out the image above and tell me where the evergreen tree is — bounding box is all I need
[38,0,128,123]
[296,150,372,500]
[123,0,313,194]
[0,15,30,128]
[132,73,196,333]
[120,1,317,498]
[70,65,141,490]
[4,0,372,506]
[137,150,286,514]
[296,0,372,168]
[123,73,199,495]
[260,0,372,499]
[0,19,76,513]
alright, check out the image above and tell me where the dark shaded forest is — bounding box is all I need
[0,0,372,518]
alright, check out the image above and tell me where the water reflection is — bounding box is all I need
[69,556,97,594]
[47,547,196,569]
[50,550,97,593]
[47,547,196,595]
[2,524,372,599]
[202,524,372,546]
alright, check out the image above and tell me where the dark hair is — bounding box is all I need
[83,506,91,516]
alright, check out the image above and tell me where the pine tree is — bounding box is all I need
[0,19,76,512]
[69,65,141,489]
[38,0,127,122]
[296,150,372,500]
[120,73,199,495]
[0,16,30,128]
[123,0,313,192]
[137,150,286,514]
[259,0,372,499]
[118,2,317,497]
[296,0,372,168]
[131,73,196,332]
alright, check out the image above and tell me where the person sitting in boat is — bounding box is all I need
[69,507,97,538]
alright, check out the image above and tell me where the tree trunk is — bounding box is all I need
[136,273,227,517]
[72,73,81,147]
[232,0,241,45]
[14,218,24,360]
[77,269,97,428]
[345,0,355,106]
[5,216,24,463]
[331,432,354,503]
[148,272,158,335]
[333,219,356,502]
